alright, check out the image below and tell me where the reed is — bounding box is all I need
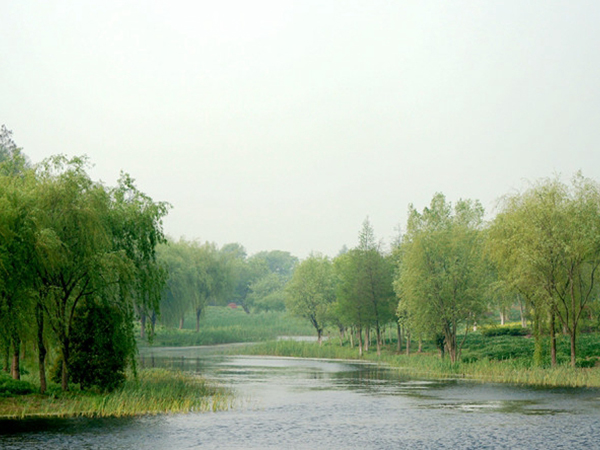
[0,368,233,420]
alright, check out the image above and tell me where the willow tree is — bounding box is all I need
[0,152,38,381]
[110,173,169,339]
[286,254,335,344]
[34,156,167,390]
[396,194,488,363]
[488,174,600,367]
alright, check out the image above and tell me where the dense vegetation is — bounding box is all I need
[3,122,600,412]
[0,126,168,394]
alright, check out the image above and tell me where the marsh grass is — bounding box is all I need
[0,368,233,419]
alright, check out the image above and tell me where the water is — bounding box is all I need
[2,349,600,449]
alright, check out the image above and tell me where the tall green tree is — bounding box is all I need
[395,194,488,363]
[335,219,395,355]
[488,174,600,367]
[286,254,335,344]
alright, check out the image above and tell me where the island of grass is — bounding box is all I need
[0,368,232,420]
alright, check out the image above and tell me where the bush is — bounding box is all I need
[68,299,136,392]
[0,373,35,396]
[481,325,530,337]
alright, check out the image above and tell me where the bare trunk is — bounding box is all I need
[500,309,506,326]
[317,329,323,346]
[357,327,363,357]
[396,323,402,353]
[179,316,184,329]
[195,307,202,333]
[150,311,157,338]
[570,329,577,368]
[405,330,411,356]
[37,304,47,394]
[375,326,381,356]
[349,327,354,348]
[3,345,9,373]
[11,338,20,380]
[519,298,527,328]
[61,353,69,391]
[140,312,146,340]
[549,311,557,367]
[418,337,423,353]
[364,328,369,352]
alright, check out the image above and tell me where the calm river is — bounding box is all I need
[2,347,600,449]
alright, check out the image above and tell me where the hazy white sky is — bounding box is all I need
[2,1,600,258]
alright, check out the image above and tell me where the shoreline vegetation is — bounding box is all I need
[229,339,600,388]
[0,368,232,420]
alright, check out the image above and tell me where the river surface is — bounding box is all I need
[1,347,600,449]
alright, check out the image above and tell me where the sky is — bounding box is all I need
[2,1,600,259]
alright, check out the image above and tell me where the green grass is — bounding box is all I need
[144,306,316,347]
[0,368,233,419]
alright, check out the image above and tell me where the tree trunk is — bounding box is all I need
[357,327,363,357]
[11,337,20,380]
[140,312,146,340]
[396,323,402,353]
[195,307,202,332]
[61,348,69,391]
[405,331,411,356]
[364,328,369,352]
[150,311,157,338]
[519,298,527,328]
[375,325,382,356]
[549,311,557,367]
[37,303,47,394]
[317,328,323,346]
[179,316,184,329]
[3,345,9,373]
[349,327,354,348]
[570,329,577,368]
[500,309,506,326]
[418,337,423,353]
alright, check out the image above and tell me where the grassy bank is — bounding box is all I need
[142,306,315,347]
[230,335,600,388]
[0,368,233,420]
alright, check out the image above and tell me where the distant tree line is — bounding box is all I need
[287,177,600,367]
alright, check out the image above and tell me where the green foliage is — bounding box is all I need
[0,372,35,396]
[285,254,336,342]
[488,174,600,366]
[480,325,530,337]
[395,193,488,362]
[146,306,315,346]
[68,300,136,392]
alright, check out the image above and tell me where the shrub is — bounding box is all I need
[0,373,35,396]
[481,325,530,337]
[68,299,136,392]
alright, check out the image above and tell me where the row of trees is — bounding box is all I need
[0,127,168,391]
[287,176,600,367]
[154,240,298,332]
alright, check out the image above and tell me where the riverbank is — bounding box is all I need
[0,368,233,420]
[229,339,600,388]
